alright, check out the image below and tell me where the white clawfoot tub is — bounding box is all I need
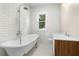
[0,34,39,56]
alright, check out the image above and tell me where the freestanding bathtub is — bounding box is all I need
[0,34,39,56]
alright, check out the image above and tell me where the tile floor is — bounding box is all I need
[25,42,53,56]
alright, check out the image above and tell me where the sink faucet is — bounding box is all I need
[65,32,70,37]
[16,30,22,44]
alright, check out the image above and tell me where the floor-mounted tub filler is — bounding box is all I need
[0,34,39,56]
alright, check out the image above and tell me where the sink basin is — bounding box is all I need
[52,33,79,41]
[53,33,69,40]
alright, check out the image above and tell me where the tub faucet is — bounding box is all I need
[16,31,22,44]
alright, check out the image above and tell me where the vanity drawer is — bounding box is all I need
[55,40,79,56]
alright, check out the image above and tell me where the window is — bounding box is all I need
[39,14,46,29]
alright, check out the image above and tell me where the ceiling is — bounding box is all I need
[27,3,56,8]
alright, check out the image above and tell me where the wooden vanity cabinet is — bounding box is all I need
[55,40,79,56]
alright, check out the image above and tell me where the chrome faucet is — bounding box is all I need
[16,31,22,44]
[65,32,70,37]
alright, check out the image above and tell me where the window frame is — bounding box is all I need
[38,13,46,30]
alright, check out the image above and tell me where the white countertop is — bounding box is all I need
[52,33,79,41]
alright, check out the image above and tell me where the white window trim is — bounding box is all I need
[37,12,47,31]
[38,13,46,30]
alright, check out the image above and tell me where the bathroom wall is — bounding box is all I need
[0,3,22,42]
[30,4,61,43]
[61,4,79,36]
[20,4,31,37]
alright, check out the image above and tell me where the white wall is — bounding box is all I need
[30,4,60,43]
[61,4,79,36]
[0,3,21,55]
[20,4,31,37]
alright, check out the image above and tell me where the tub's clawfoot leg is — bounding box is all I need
[35,42,37,48]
